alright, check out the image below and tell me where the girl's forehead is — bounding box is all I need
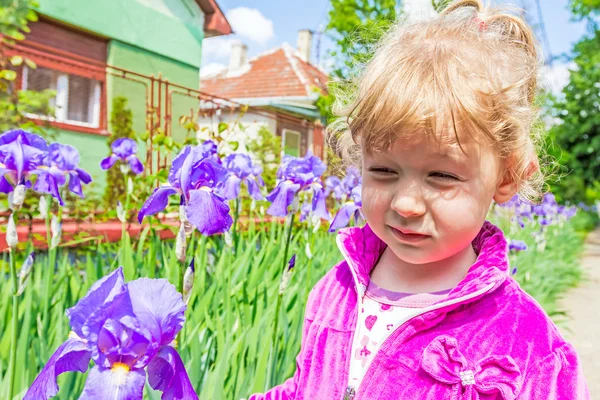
[368,133,483,161]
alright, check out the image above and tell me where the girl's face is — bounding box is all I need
[361,135,515,265]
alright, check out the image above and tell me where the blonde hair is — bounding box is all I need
[329,0,544,200]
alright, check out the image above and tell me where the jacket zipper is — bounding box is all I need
[343,386,356,400]
[335,235,499,399]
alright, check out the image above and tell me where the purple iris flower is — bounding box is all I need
[329,184,364,232]
[138,145,232,235]
[558,205,577,219]
[341,166,361,191]
[324,176,344,200]
[266,151,330,220]
[508,240,528,252]
[24,267,197,400]
[326,167,364,232]
[0,129,48,193]
[200,140,221,164]
[100,138,144,174]
[299,201,313,222]
[288,254,296,271]
[220,153,264,200]
[34,143,92,204]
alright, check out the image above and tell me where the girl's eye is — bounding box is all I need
[368,167,396,175]
[430,172,459,181]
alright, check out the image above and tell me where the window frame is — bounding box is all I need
[21,66,103,129]
[282,128,302,157]
[6,40,108,136]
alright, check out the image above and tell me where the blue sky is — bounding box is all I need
[202,0,590,90]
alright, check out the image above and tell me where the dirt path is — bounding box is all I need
[558,226,600,398]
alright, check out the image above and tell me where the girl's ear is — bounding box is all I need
[493,171,518,204]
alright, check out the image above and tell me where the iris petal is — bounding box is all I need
[32,171,64,206]
[246,178,264,201]
[137,186,178,223]
[68,172,84,198]
[66,267,128,338]
[186,189,232,235]
[0,138,24,182]
[221,175,242,200]
[0,175,13,193]
[328,203,361,232]
[100,154,118,170]
[311,186,330,220]
[127,155,144,174]
[266,180,301,217]
[126,278,186,346]
[168,146,191,188]
[0,129,48,150]
[76,167,92,184]
[23,338,91,400]
[147,346,199,400]
[111,138,137,159]
[79,365,146,400]
[224,153,253,179]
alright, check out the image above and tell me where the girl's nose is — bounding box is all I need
[391,189,426,218]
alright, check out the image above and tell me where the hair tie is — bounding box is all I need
[473,16,487,31]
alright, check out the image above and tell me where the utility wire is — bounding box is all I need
[533,0,553,65]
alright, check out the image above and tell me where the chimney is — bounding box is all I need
[229,40,248,71]
[297,29,312,63]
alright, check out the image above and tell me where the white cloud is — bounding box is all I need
[541,62,575,95]
[202,37,235,61]
[226,7,274,45]
[200,62,227,78]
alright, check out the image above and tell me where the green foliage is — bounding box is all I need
[0,0,38,42]
[490,209,589,320]
[569,0,600,20]
[103,97,136,208]
[432,0,453,11]
[547,30,600,203]
[0,0,55,138]
[246,125,282,193]
[326,0,397,80]
[0,220,341,399]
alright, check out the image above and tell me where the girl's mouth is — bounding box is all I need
[390,226,431,243]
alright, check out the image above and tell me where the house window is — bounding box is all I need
[22,66,101,128]
[282,129,301,157]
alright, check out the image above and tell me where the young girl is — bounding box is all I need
[251,1,590,398]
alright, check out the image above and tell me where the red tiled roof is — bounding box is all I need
[200,45,328,100]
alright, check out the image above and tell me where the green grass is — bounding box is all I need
[491,207,592,321]
[0,209,593,399]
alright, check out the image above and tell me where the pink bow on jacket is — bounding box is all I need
[420,335,521,400]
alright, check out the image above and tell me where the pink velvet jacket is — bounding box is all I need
[250,221,590,399]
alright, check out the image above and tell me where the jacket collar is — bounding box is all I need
[336,221,510,304]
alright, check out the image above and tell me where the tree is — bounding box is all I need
[569,0,600,21]
[545,2,600,202]
[318,0,398,174]
[326,0,397,80]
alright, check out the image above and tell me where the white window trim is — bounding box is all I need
[282,128,302,157]
[22,66,101,129]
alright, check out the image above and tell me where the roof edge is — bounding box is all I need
[195,0,233,38]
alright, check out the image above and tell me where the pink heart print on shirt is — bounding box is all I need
[365,315,377,331]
